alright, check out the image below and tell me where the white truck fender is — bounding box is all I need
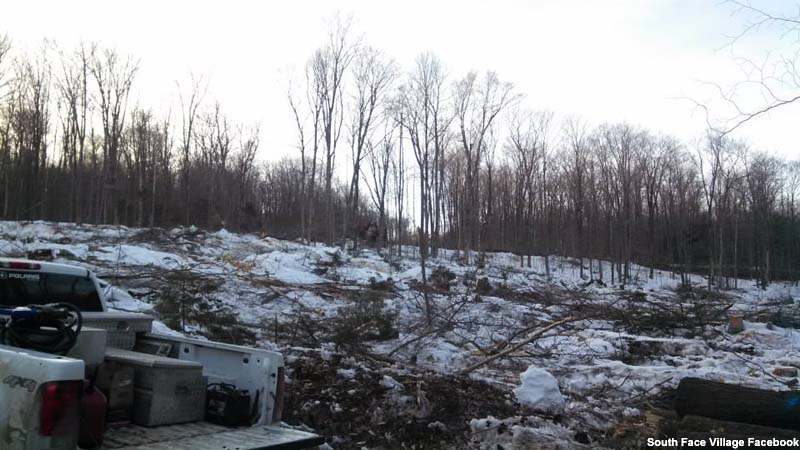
[0,345,84,450]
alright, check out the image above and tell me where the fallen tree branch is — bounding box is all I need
[387,325,436,357]
[460,316,577,375]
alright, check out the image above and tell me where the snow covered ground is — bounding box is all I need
[1,220,798,449]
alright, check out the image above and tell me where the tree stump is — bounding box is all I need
[728,316,744,334]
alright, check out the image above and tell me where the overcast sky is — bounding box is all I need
[2,0,798,161]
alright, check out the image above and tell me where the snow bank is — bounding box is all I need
[513,366,566,414]
[95,244,186,268]
[247,251,326,284]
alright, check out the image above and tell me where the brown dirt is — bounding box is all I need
[282,349,521,450]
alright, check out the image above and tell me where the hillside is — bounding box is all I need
[1,221,799,449]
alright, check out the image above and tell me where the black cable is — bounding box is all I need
[1,303,82,355]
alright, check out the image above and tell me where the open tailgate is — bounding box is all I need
[102,423,324,450]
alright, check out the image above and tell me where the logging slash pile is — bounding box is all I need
[1,220,799,449]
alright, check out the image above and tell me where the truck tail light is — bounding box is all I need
[0,261,41,270]
[40,380,82,436]
[272,367,285,423]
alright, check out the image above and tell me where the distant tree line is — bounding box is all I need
[0,38,271,233]
[0,22,797,289]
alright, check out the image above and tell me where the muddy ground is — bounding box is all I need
[281,349,632,450]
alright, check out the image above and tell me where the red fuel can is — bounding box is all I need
[78,380,107,449]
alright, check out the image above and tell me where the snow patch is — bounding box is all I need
[95,244,186,268]
[513,366,566,414]
[337,368,356,380]
[380,375,404,391]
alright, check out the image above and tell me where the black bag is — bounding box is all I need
[205,383,251,427]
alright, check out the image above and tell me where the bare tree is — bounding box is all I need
[232,124,259,230]
[308,15,355,242]
[195,102,233,228]
[397,53,448,326]
[391,109,406,257]
[531,111,554,276]
[745,151,782,288]
[8,46,52,219]
[563,116,590,279]
[0,34,11,99]
[365,123,396,249]
[594,123,643,287]
[454,71,520,262]
[694,132,746,288]
[0,34,13,220]
[639,134,672,278]
[55,43,90,223]
[90,46,138,223]
[288,78,310,240]
[694,1,800,135]
[343,46,396,249]
[177,74,207,225]
[506,108,547,267]
[152,112,172,227]
[288,57,327,242]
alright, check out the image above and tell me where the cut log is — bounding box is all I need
[678,414,800,439]
[675,377,800,430]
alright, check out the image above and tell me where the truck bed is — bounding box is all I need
[101,422,324,450]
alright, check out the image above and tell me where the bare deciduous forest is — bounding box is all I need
[4,3,800,449]
[0,16,797,293]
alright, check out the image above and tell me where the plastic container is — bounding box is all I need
[95,361,135,425]
[79,381,107,449]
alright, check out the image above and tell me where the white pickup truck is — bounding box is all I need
[0,258,323,450]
